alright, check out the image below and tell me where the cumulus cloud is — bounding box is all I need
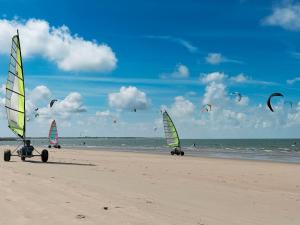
[0,18,117,72]
[202,81,228,105]
[28,85,51,103]
[200,72,226,84]
[38,92,87,119]
[108,86,150,111]
[262,2,300,31]
[169,96,195,118]
[26,85,51,115]
[160,63,189,79]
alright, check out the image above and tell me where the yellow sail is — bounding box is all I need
[162,110,180,148]
[5,32,25,138]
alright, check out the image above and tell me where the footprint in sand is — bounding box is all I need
[103,207,109,210]
[76,214,86,219]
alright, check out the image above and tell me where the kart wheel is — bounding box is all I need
[41,149,48,162]
[176,151,180,155]
[180,151,184,156]
[21,156,26,161]
[171,151,175,155]
[48,145,51,148]
[58,145,61,149]
[4,150,11,161]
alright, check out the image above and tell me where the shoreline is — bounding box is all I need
[2,144,300,164]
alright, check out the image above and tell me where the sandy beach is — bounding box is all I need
[0,147,299,225]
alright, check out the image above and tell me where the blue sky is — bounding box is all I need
[0,0,300,138]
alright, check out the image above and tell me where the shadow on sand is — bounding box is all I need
[26,160,96,166]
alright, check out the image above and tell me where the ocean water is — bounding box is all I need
[1,137,300,164]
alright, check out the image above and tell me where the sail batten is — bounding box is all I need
[162,110,180,148]
[5,33,25,139]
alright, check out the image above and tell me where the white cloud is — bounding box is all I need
[160,63,189,79]
[202,81,228,105]
[287,77,300,84]
[230,73,248,83]
[200,72,226,84]
[108,86,150,111]
[96,110,111,117]
[26,85,51,115]
[28,85,51,103]
[206,53,224,65]
[262,2,300,31]
[38,92,87,119]
[205,53,242,65]
[169,96,195,118]
[0,18,117,72]
[176,64,189,77]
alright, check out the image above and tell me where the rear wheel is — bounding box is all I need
[21,156,25,161]
[58,145,61,149]
[180,151,184,156]
[41,149,48,162]
[4,150,11,161]
[48,145,51,148]
[171,151,175,155]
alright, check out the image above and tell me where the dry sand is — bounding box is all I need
[0,147,299,225]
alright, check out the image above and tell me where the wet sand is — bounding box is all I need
[0,147,299,225]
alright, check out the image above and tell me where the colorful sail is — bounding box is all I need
[5,32,25,138]
[49,120,58,145]
[162,110,180,148]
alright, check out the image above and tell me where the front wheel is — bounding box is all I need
[41,149,48,162]
[57,145,61,149]
[48,145,51,148]
[180,151,184,156]
[171,151,175,155]
[4,150,11,161]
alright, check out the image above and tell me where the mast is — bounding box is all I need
[17,29,26,143]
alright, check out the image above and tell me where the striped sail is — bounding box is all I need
[162,110,180,148]
[49,120,58,145]
[5,32,25,138]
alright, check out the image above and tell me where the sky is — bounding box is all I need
[0,0,300,138]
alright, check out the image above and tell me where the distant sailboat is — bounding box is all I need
[162,110,184,156]
[4,30,49,162]
[48,120,61,149]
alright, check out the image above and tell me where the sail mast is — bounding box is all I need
[17,30,26,142]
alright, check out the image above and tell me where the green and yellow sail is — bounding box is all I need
[162,110,180,148]
[5,31,25,138]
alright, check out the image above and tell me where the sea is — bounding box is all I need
[1,137,300,164]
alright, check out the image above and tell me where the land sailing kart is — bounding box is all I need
[4,140,49,162]
[3,31,49,163]
[48,144,61,149]
[162,110,185,156]
[170,147,184,156]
